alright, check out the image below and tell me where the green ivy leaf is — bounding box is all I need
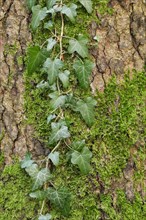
[27,46,49,75]
[31,5,48,30]
[68,35,88,58]
[47,114,56,124]
[44,21,53,29]
[58,70,70,88]
[71,147,92,174]
[78,0,92,13]
[46,0,56,9]
[43,58,64,84]
[27,0,37,10]
[32,168,52,190]
[47,187,71,216]
[61,3,77,23]
[71,140,85,151]
[49,122,70,145]
[49,92,67,109]
[75,97,97,127]
[47,38,57,51]
[48,151,60,166]
[73,59,95,89]
[38,214,52,220]
[21,152,34,168]
[30,190,47,200]
[25,163,39,178]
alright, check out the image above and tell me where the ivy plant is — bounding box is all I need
[22,0,94,218]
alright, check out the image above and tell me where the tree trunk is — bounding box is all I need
[91,0,146,92]
[0,0,44,164]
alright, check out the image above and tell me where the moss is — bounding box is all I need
[0,162,40,220]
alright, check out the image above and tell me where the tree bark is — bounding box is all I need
[0,0,44,164]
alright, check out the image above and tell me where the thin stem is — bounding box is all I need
[51,141,61,153]
[39,200,45,216]
[60,0,64,60]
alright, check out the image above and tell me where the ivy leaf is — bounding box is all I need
[21,152,34,168]
[27,0,37,10]
[71,140,85,151]
[38,214,52,220]
[47,187,71,216]
[47,0,56,9]
[73,59,95,89]
[78,0,93,13]
[75,97,97,127]
[61,3,77,23]
[47,38,57,51]
[48,151,60,166]
[25,163,39,178]
[27,46,49,75]
[49,92,67,109]
[47,114,56,124]
[44,21,53,29]
[58,70,70,88]
[49,122,70,145]
[31,5,48,31]
[30,190,47,200]
[71,147,92,174]
[43,58,64,85]
[68,35,89,58]
[32,168,52,190]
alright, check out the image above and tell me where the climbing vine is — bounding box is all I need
[21,0,97,219]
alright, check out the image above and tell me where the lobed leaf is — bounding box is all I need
[68,35,89,58]
[78,0,93,13]
[46,0,56,9]
[27,46,49,75]
[31,5,48,30]
[47,37,57,51]
[32,168,52,190]
[30,190,47,200]
[75,97,97,127]
[71,147,92,174]
[43,58,64,85]
[38,214,52,220]
[27,0,37,10]
[49,92,67,109]
[73,59,95,89]
[21,152,34,169]
[48,151,60,166]
[49,121,70,145]
[47,187,71,216]
[58,70,70,88]
[61,3,77,23]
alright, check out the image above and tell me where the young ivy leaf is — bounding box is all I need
[21,152,34,169]
[31,5,48,31]
[47,187,71,216]
[38,214,52,220]
[30,190,47,200]
[47,38,57,51]
[32,168,52,190]
[27,0,37,11]
[61,3,77,23]
[49,92,67,109]
[73,59,95,89]
[25,163,39,178]
[49,122,70,145]
[78,0,93,13]
[75,97,97,127]
[71,147,92,174]
[47,0,56,9]
[71,140,85,151]
[48,151,60,166]
[43,58,64,85]
[58,70,70,88]
[47,114,56,124]
[27,46,49,75]
[68,35,89,58]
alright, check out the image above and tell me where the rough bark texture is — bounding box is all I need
[90,0,146,92]
[0,0,145,163]
[0,0,44,164]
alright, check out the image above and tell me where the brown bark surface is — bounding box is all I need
[0,0,44,164]
[91,0,146,92]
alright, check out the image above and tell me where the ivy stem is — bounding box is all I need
[51,141,61,153]
[39,200,45,216]
[60,0,64,60]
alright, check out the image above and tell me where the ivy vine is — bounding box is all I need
[21,0,97,219]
